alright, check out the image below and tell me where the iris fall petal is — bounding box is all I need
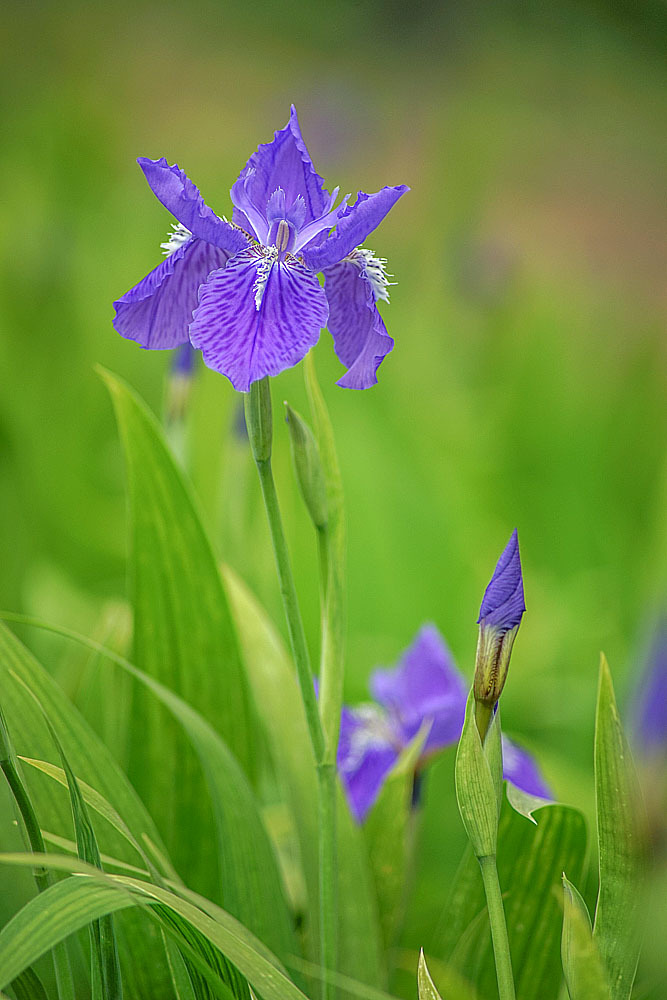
[189,246,329,392]
[113,238,231,350]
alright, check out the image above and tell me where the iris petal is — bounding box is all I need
[230,106,329,232]
[337,707,399,823]
[502,736,552,800]
[113,238,231,350]
[370,624,468,756]
[304,185,408,273]
[324,256,394,389]
[189,245,329,392]
[138,157,249,254]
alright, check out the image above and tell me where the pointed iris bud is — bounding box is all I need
[284,402,328,531]
[473,529,525,738]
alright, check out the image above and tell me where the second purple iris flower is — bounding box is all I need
[338,623,551,823]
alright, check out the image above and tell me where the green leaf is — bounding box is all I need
[28,687,124,1000]
[418,950,444,1000]
[101,368,257,889]
[592,654,646,1000]
[364,728,426,950]
[439,798,588,999]
[454,693,499,858]
[223,568,386,993]
[0,857,309,1000]
[561,875,610,1000]
[0,621,175,998]
[10,967,50,1000]
[9,618,298,992]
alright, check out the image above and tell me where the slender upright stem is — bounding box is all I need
[252,455,325,764]
[245,380,336,999]
[478,854,516,1000]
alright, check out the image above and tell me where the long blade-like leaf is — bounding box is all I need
[562,875,610,999]
[593,654,646,1000]
[0,858,309,1000]
[101,368,257,892]
[0,622,174,998]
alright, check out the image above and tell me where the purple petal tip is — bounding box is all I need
[477,529,525,631]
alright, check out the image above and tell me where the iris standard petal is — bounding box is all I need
[337,706,399,823]
[324,254,394,389]
[113,238,231,350]
[230,105,329,231]
[501,736,552,799]
[189,245,329,392]
[370,624,468,755]
[303,185,408,273]
[477,529,526,630]
[139,157,249,254]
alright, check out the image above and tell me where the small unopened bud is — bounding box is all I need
[473,530,525,737]
[244,377,273,463]
[285,402,328,531]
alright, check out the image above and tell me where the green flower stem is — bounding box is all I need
[478,853,516,1000]
[317,761,337,999]
[246,379,337,999]
[246,382,325,765]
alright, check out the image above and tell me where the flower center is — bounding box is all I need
[267,217,296,256]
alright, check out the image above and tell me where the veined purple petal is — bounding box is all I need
[113,238,231,350]
[230,106,329,234]
[139,157,249,254]
[502,735,552,800]
[632,617,667,754]
[478,529,526,631]
[337,705,399,823]
[303,185,408,273]
[370,624,468,756]
[324,252,394,390]
[189,245,328,392]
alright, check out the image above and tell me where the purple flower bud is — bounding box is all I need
[477,529,525,631]
[474,531,525,728]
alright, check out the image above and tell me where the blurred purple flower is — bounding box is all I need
[338,623,550,822]
[474,529,525,712]
[632,617,667,756]
[113,106,407,392]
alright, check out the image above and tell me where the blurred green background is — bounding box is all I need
[1,0,665,989]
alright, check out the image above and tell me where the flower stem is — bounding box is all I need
[478,853,516,1000]
[245,381,324,765]
[245,380,337,999]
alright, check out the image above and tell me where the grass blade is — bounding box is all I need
[593,654,646,1000]
[561,875,610,1000]
[101,368,257,896]
[0,857,310,1000]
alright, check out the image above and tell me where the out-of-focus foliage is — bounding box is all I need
[0,0,665,996]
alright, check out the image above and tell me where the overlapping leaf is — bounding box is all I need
[102,369,257,892]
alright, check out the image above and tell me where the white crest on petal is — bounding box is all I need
[253,245,279,310]
[160,222,192,256]
[347,247,395,303]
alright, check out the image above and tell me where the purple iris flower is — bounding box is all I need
[632,617,667,756]
[337,624,550,823]
[113,107,408,392]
